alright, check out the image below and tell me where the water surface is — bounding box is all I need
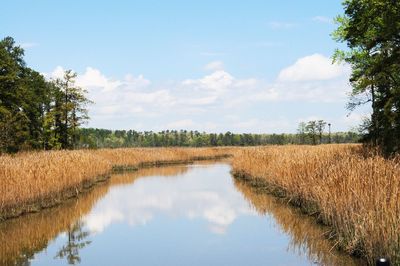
[0,162,361,265]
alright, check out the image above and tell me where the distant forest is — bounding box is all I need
[76,128,360,148]
[0,36,361,153]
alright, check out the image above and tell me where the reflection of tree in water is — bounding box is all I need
[55,220,91,265]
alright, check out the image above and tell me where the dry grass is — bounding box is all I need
[2,144,398,264]
[0,177,110,265]
[234,179,361,266]
[0,147,233,214]
[232,144,400,264]
[0,160,223,265]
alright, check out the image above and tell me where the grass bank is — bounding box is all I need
[231,144,400,265]
[0,147,233,221]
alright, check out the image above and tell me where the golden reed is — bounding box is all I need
[0,147,232,219]
[0,164,193,265]
[231,144,400,264]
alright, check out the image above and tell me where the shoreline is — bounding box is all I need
[232,170,364,262]
[0,154,232,222]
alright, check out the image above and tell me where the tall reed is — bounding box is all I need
[0,147,233,216]
[232,144,400,264]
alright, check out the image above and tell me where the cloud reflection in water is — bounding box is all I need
[83,163,255,235]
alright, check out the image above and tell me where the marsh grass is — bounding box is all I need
[0,147,233,219]
[232,144,400,264]
[2,144,398,264]
[234,179,362,266]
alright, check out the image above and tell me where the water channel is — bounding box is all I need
[0,162,361,265]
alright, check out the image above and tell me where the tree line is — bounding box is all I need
[334,0,400,156]
[3,11,399,155]
[0,36,360,152]
[0,37,91,153]
[75,127,360,149]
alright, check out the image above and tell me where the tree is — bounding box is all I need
[305,121,318,145]
[333,0,400,155]
[316,120,327,144]
[297,122,307,144]
[0,36,53,152]
[52,70,92,149]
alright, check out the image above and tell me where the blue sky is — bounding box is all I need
[1,0,370,133]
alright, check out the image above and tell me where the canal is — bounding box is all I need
[0,162,361,265]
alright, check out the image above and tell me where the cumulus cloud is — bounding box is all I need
[182,70,234,93]
[76,67,122,91]
[278,54,348,82]
[47,65,66,79]
[45,55,357,132]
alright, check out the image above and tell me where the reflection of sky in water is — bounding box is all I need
[27,163,356,266]
[84,164,255,235]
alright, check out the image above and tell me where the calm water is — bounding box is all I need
[0,162,361,266]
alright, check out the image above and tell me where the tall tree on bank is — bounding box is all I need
[0,36,92,152]
[333,0,400,155]
[0,37,51,152]
[52,70,92,149]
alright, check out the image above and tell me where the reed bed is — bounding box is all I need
[94,147,233,169]
[0,178,110,265]
[234,179,361,266]
[0,147,233,219]
[231,144,400,264]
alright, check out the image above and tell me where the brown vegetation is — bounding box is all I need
[2,144,399,264]
[0,147,233,220]
[231,144,400,264]
[0,163,199,265]
[234,179,362,266]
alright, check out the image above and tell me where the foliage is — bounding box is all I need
[0,37,91,152]
[333,0,400,155]
[298,120,328,145]
[232,145,400,264]
[75,128,360,148]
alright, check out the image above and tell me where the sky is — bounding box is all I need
[1,0,371,133]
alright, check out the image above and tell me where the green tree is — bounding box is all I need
[297,122,307,144]
[0,36,53,152]
[305,121,317,145]
[52,70,92,149]
[333,0,400,155]
[316,120,327,144]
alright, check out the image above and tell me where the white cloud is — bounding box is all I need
[45,55,358,132]
[180,96,218,106]
[47,66,66,79]
[278,54,349,82]
[182,70,234,93]
[124,90,174,106]
[76,67,122,91]
[342,112,370,128]
[204,61,224,71]
[83,164,255,234]
[165,119,218,131]
[312,16,332,24]
[166,119,195,129]
[232,118,292,133]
